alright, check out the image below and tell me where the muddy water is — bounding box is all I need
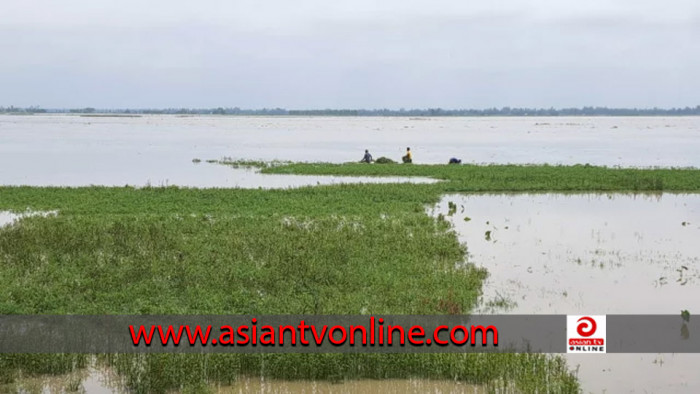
[4,114,700,392]
[217,378,483,393]
[5,367,122,394]
[5,369,483,394]
[2,115,699,187]
[430,193,700,393]
[0,156,437,188]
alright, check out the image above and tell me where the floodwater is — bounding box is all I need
[3,115,700,392]
[431,193,700,393]
[0,210,57,227]
[1,115,699,187]
[0,211,24,227]
[215,378,482,394]
[4,366,121,394]
[4,368,483,394]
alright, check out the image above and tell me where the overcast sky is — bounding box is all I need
[2,0,699,109]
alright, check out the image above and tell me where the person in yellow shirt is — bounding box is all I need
[402,147,412,163]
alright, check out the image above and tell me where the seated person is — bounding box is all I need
[360,149,373,163]
[402,147,412,163]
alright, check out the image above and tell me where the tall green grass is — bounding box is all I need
[0,214,480,314]
[0,184,440,216]
[260,163,700,192]
[0,355,87,385]
[107,353,578,394]
[0,167,598,392]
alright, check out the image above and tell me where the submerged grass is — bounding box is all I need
[0,355,88,385]
[217,158,291,169]
[0,214,479,314]
[0,163,633,392]
[260,162,700,192]
[107,353,577,394]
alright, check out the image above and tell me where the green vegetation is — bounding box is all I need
[682,310,691,323]
[3,161,700,391]
[0,183,579,392]
[0,355,87,385]
[106,353,577,394]
[217,158,291,169]
[14,162,689,392]
[0,213,478,315]
[0,185,439,216]
[5,160,700,391]
[259,162,700,192]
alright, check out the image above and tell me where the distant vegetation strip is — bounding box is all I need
[3,105,700,116]
[257,163,700,192]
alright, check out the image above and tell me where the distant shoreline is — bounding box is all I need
[2,106,700,117]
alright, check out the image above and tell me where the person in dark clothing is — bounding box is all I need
[360,149,373,163]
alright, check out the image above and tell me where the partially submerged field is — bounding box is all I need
[256,162,700,192]
[4,164,699,392]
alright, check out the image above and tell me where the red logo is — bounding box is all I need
[567,315,606,353]
[576,316,597,337]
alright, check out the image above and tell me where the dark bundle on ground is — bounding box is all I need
[375,157,397,164]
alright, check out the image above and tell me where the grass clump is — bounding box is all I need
[375,156,396,164]
[217,158,291,169]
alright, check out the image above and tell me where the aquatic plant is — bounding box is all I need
[218,159,292,169]
[259,163,700,192]
[447,201,457,216]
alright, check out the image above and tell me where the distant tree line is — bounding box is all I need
[0,106,47,114]
[2,105,700,116]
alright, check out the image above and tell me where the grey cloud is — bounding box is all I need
[1,0,698,108]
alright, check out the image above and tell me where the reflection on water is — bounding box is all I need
[430,193,700,393]
[217,377,483,394]
[5,368,483,394]
[0,158,437,188]
[186,166,438,189]
[2,115,700,187]
[4,365,122,394]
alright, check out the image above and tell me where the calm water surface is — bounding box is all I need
[1,115,699,187]
[431,193,700,393]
